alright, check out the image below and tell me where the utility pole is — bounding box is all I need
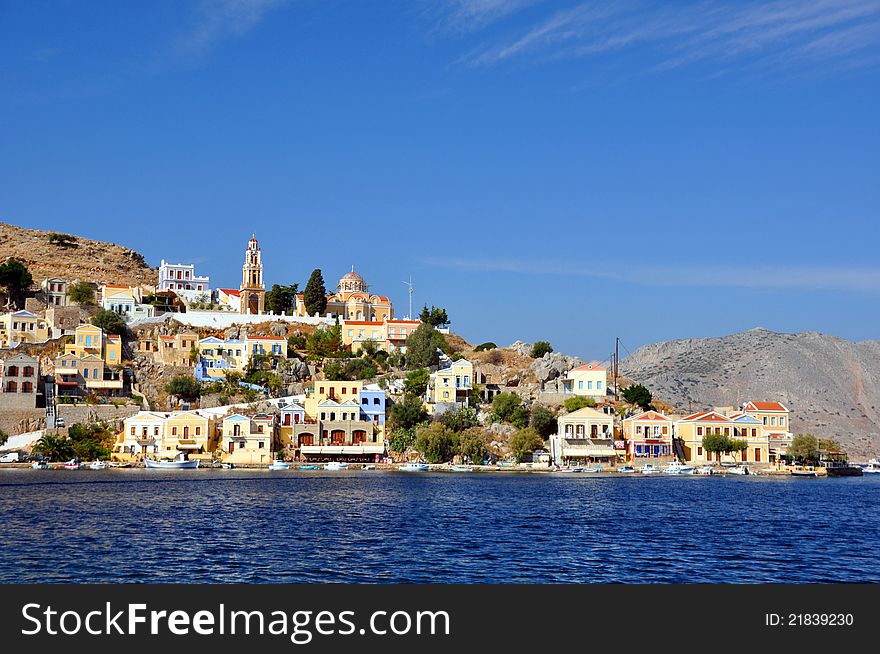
[614,336,620,401]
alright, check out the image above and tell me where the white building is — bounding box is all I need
[100,284,155,321]
[158,260,210,300]
[561,362,607,400]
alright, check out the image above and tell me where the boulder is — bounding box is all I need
[531,351,583,384]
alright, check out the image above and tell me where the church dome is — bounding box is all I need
[341,270,364,282]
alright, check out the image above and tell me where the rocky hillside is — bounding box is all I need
[0,221,156,287]
[621,328,880,457]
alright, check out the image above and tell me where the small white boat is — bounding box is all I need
[89,461,108,470]
[862,460,880,474]
[63,459,84,470]
[268,460,290,470]
[618,465,635,474]
[399,462,429,472]
[582,465,602,474]
[695,466,714,475]
[31,461,49,470]
[144,455,200,470]
[324,462,349,471]
[727,465,750,475]
[362,464,376,470]
[640,464,659,475]
[663,461,695,475]
[451,465,473,472]
[219,462,235,469]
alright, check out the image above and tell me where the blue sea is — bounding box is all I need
[1,470,878,583]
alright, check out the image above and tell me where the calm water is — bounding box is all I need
[1,470,878,583]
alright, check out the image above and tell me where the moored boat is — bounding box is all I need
[31,460,49,470]
[451,465,473,472]
[362,464,376,470]
[324,462,349,471]
[640,464,659,475]
[791,467,817,477]
[862,460,880,474]
[299,464,318,470]
[144,455,199,470]
[268,460,290,471]
[63,459,84,470]
[399,462,429,472]
[663,460,695,475]
[89,460,108,470]
[695,466,713,475]
[727,465,750,475]
[617,465,635,474]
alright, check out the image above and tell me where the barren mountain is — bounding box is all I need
[621,328,880,457]
[0,221,156,287]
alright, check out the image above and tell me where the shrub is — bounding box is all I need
[492,393,529,428]
[165,375,201,402]
[68,281,95,306]
[388,394,429,432]
[403,368,430,397]
[459,427,488,463]
[474,342,497,352]
[621,384,652,410]
[530,405,557,438]
[530,341,553,358]
[439,406,479,433]
[91,308,127,336]
[509,427,545,463]
[564,396,596,412]
[414,423,458,464]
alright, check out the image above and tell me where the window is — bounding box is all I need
[597,381,603,389]
[172,427,178,436]
[578,381,584,390]
[258,442,264,449]
[362,397,368,405]
[130,427,136,436]
[697,427,703,436]
[587,381,593,389]
[195,427,201,436]
[83,368,89,379]
[697,446,703,456]
[373,397,380,405]
[23,366,34,377]
[7,366,18,377]
[780,417,786,426]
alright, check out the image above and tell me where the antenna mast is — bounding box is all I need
[402,277,414,319]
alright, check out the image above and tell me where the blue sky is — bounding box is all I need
[2,0,879,361]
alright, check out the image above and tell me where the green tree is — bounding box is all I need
[0,428,7,447]
[530,405,557,438]
[530,341,553,358]
[288,333,307,351]
[91,308,127,336]
[266,283,298,314]
[48,233,78,248]
[492,393,529,428]
[404,368,430,397]
[405,323,447,369]
[509,427,545,463]
[419,305,451,328]
[387,428,416,454]
[414,422,458,463]
[165,374,202,403]
[788,433,819,462]
[474,342,497,352]
[68,281,95,305]
[33,432,74,461]
[0,258,33,309]
[388,394,429,432]
[818,437,842,452]
[68,423,113,460]
[459,427,488,463]
[306,323,344,358]
[564,396,596,412]
[302,269,327,316]
[440,406,479,433]
[622,384,652,410]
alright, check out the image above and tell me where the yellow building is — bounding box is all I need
[306,380,364,416]
[295,269,393,321]
[161,411,215,456]
[114,410,217,459]
[742,401,792,461]
[0,310,50,347]
[622,410,674,460]
[138,330,198,367]
[562,363,607,400]
[426,359,473,409]
[55,324,124,396]
[675,411,768,464]
[196,336,248,379]
[245,334,287,359]
[342,318,421,353]
[550,406,616,464]
[220,413,275,464]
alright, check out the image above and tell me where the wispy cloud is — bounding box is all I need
[427,0,545,35]
[424,257,880,293]
[452,0,880,76]
[176,0,289,56]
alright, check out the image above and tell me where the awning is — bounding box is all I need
[301,445,384,455]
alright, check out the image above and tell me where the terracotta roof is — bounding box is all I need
[624,410,671,422]
[218,288,240,297]
[571,362,606,372]
[342,320,382,326]
[744,401,788,412]
[680,411,731,423]
[247,335,285,341]
[387,319,420,325]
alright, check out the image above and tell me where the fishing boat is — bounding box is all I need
[324,462,349,471]
[31,460,49,470]
[451,465,473,472]
[63,459,84,470]
[862,459,880,474]
[89,460,108,470]
[144,455,200,470]
[617,465,635,474]
[299,464,318,470]
[695,466,714,475]
[640,464,659,475]
[108,461,131,468]
[399,462,429,472]
[727,465,750,475]
[582,465,602,473]
[790,467,817,478]
[663,460,695,475]
[268,460,290,471]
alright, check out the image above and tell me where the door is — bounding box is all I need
[755,448,761,462]
[229,442,235,453]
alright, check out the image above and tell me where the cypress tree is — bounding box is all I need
[303,269,328,316]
